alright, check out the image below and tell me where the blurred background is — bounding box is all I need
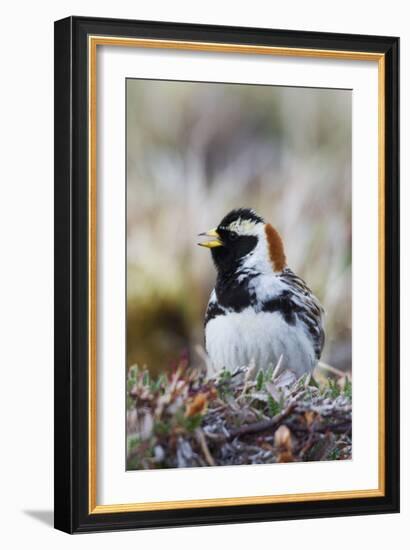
[127,79,351,375]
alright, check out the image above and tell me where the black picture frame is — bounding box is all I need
[54,15,400,533]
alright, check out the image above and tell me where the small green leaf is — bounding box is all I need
[256,370,264,391]
[328,379,340,398]
[184,414,203,432]
[127,434,140,453]
[142,371,150,386]
[327,447,341,460]
[267,395,281,417]
[219,369,231,383]
[154,420,171,436]
[128,365,139,380]
[344,378,352,399]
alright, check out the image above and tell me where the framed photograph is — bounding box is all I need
[54,16,399,533]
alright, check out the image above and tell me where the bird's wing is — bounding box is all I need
[278,268,325,359]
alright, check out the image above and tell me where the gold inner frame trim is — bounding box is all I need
[88,35,386,514]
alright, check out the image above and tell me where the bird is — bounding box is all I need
[198,208,325,378]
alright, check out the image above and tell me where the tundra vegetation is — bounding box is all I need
[127,356,352,469]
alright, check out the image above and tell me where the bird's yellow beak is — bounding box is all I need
[197,228,223,248]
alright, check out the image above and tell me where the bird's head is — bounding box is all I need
[198,208,287,275]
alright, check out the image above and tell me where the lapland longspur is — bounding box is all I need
[198,208,325,377]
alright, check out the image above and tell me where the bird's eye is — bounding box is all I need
[229,232,239,241]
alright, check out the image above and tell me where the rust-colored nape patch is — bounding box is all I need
[265,223,287,272]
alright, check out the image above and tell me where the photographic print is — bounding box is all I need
[126,79,352,470]
[55,17,399,532]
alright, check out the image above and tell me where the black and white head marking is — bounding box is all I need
[210,208,265,275]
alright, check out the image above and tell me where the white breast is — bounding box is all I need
[205,308,316,378]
